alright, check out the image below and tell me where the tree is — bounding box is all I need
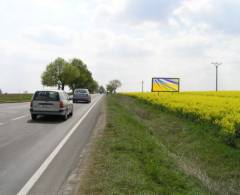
[62,63,80,90]
[106,80,122,94]
[0,89,2,95]
[69,58,90,90]
[69,58,98,93]
[88,80,99,93]
[106,84,114,94]
[41,57,99,93]
[41,57,68,90]
[98,86,106,94]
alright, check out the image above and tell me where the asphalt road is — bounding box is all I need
[0,94,104,195]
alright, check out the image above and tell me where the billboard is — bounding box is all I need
[152,78,180,92]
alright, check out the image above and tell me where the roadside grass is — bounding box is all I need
[118,95,240,194]
[0,94,32,103]
[79,95,212,195]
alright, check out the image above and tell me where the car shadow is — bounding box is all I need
[27,115,65,124]
[74,102,90,104]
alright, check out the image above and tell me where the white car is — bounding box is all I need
[30,90,73,120]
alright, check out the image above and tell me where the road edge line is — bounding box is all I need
[11,115,27,121]
[17,95,103,195]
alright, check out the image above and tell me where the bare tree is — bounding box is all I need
[106,80,122,94]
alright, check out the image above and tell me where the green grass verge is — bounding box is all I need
[0,94,32,103]
[79,95,215,195]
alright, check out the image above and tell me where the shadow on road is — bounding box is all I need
[73,102,90,104]
[27,115,65,124]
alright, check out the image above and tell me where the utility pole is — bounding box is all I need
[141,80,144,92]
[211,62,222,91]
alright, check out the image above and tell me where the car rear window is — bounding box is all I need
[33,91,60,101]
[74,89,87,94]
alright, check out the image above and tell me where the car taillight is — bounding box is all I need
[30,101,33,107]
[59,101,64,108]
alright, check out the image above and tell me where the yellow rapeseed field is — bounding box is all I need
[125,91,240,135]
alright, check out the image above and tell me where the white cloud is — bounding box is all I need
[23,26,76,46]
[1,0,240,93]
[121,0,183,23]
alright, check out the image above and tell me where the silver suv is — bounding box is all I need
[30,90,73,120]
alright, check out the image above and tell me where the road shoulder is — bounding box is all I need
[58,98,106,195]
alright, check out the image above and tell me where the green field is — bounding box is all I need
[0,94,32,103]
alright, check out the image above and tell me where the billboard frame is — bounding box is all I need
[151,77,180,92]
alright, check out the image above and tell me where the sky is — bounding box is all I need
[1,0,240,93]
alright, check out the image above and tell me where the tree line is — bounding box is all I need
[41,57,122,94]
[41,57,98,93]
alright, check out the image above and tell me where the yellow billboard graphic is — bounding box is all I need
[152,78,180,92]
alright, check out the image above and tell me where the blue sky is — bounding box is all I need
[1,0,240,92]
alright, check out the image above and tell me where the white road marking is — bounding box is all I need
[11,115,26,121]
[17,95,103,195]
